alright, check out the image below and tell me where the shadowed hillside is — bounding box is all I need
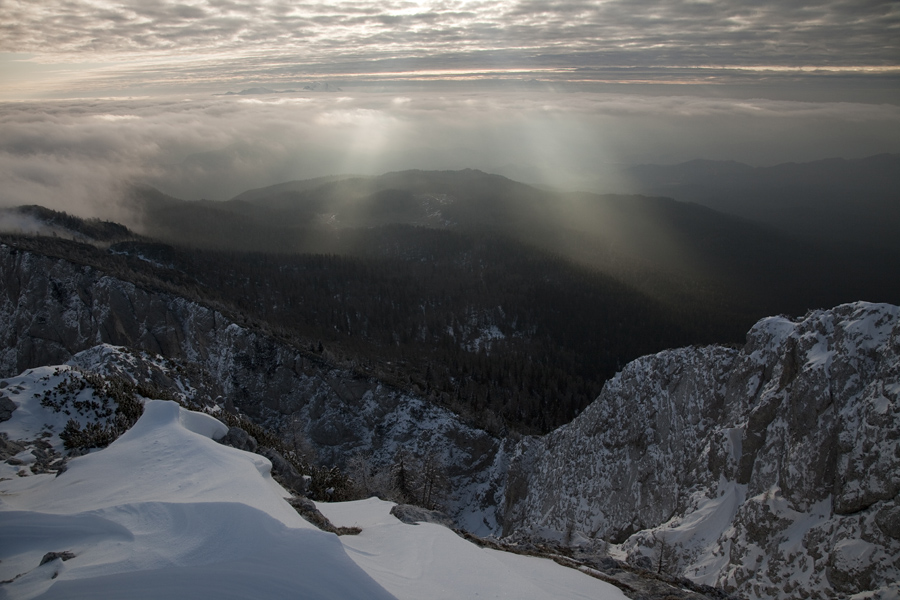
[626,153,900,254]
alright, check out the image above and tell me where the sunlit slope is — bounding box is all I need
[134,168,900,317]
[1,229,711,434]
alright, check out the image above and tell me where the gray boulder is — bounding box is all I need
[218,426,258,453]
[0,395,15,422]
[260,446,308,495]
[390,504,454,528]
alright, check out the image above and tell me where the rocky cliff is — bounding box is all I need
[0,243,507,532]
[3,241,898,599]
[503,302,900,599]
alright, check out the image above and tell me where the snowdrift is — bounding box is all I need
[0,400,392,600]
[0,383,625,600]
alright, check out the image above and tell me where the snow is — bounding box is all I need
[778,496,830,556]
[839,303,899,353]
[802,331,833,371]
[628,479,747,587]
[466,325,505,353]
[1,367,85,453]
[831,538,877,572]
[317,498,627,600]
[1,400,389,600]
[851,583,900,600]
[872,396,891,415]
[747,315,796,360]
[1,379,628,600]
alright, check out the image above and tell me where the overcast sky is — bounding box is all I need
[1,0,898,214]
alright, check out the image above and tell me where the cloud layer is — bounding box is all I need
[4,0,897,65]
[1,92,898,222]
[1,2,896,235]
[2,0,898,97]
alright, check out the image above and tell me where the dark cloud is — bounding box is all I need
[1,0,896,75]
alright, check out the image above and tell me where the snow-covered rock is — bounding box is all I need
[502,302,900,600]
[0,399,394,600]
[3,243,899,599]
[0,244,506,532]
[0,381,626,600]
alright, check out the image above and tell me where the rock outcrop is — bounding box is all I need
[3,241,899,599]
[502,302,900,599]
[0,243,506,532]
[390,503,455,528]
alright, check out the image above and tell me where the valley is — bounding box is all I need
[1,167,899,599]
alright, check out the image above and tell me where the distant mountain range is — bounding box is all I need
[131,167,900,321]
[625,153,900,254]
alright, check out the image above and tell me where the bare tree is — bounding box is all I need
[653,533,681,575]
[418,452,449,510]
[391,449,416,504]
[287,416,316,465]
[346,452,375,498]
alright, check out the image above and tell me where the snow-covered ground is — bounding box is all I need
[318,498,625,600]
[0,371,626,600]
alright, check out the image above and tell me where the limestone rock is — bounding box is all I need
[390,504,454,528]
[218,427,258,453]
[260,446,308,496]
[501,303,900,600]
[40,551,75,566]
[0,395,15,422]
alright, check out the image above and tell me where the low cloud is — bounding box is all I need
[0,91,898,226]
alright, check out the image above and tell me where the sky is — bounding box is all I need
[0,0,898,215]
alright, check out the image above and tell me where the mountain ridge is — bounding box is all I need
[2,168,899,599]
[503,301,900,599]
[625,153,900,254]
[131,168,900,321]
[1,239,896,598]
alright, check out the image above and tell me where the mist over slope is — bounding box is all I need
[0,224,713,435]
[7,168,900,435]
[134,168,900,314]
